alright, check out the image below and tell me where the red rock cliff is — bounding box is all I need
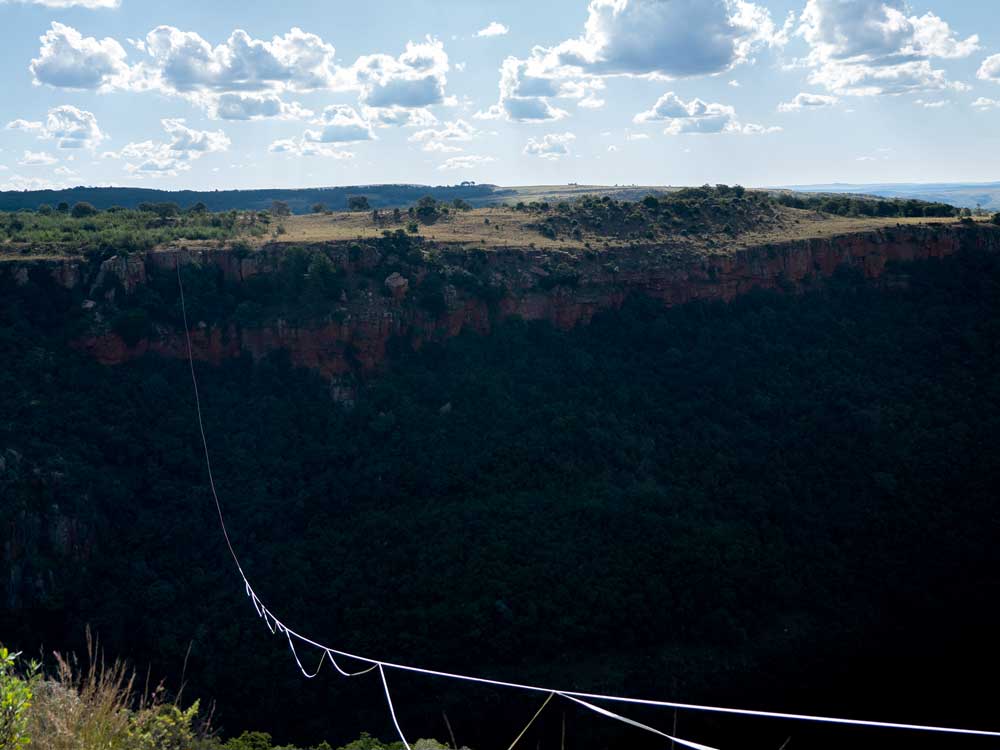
[7,222,997,380]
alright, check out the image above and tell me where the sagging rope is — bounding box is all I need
[175,260,1000,744]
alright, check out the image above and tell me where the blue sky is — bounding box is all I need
[0,0,998,191]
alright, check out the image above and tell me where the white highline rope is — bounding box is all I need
[325,648,379,679]
[286,630,326,679]
[559,694,718,750]
[175,261,1000,741]
[380,664,412,750]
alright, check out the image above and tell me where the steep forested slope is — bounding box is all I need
[2,250,1000,749]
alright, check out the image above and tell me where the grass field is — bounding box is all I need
[0,201,975,262]
[276,206,960,255]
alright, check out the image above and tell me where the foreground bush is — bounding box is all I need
[2,644,456,750]
[0,647,38,750]
[220,731,452,750]
[13,640,216,750]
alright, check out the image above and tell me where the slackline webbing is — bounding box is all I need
[175,260,1000,743]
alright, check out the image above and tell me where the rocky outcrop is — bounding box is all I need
[92,253,147,297]
[384,272,409,299]
[7,222,999,380]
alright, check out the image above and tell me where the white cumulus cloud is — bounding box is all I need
[3,174,70,191]
[635,93,737,133]
[44,105,106,148]
[364,106,438,128]
[6,119,45,133]
[115,141,191,175]
[548,0,781,78]
[105,119,230,177]
[798,0,979,96]
[523,132,575,160]
[777,92,839,112]
[438,154,496,170]
[207,93,313,121]
[635,91,777,134]
[268,138,355,159]
[28,24,455,125]
[162,118,230,152]
[477,22,509,38]
[137,25,339,93]
[409,119,481,152]
[3,174,67,190]
[349,37,450,109]
[30,22,130,90]
[978,53,1000,83]
[474,57,572,122]
[478,0,780,123]
[303,105,375,143]
[19,150,58,166]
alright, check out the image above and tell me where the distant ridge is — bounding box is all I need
[780,181,1000,210]
[0,183,510,214]
[4,181,997,213]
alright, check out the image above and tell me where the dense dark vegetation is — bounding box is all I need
[522,185,779,241]
[0,202,262,255]
[772,191,958,218]
[522,186,958,242]
[0,184,505,215]
[3,249,1000,749]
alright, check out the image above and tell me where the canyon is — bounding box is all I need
[4,221,998,384]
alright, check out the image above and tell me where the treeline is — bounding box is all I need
[773,191,958,217]
[519,185,962,242]
[522,184,781,241]
[0,202,265,255]
[0,184,506,214]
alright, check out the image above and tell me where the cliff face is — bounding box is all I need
[7,223,999,381]
[1,449,94,611]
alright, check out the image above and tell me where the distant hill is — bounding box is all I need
[783,181,1000,210]
[0,183,690,213]
[0,183,513,214]
[4,181,994,214]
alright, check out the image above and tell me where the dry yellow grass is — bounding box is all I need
[278,207,570,249]
[276,207,960,255]
[0,208,970,262]
[730,212,957,244]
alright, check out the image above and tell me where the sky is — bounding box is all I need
[0,0,998,191]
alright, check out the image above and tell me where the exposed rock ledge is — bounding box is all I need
[6,223,998,380]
